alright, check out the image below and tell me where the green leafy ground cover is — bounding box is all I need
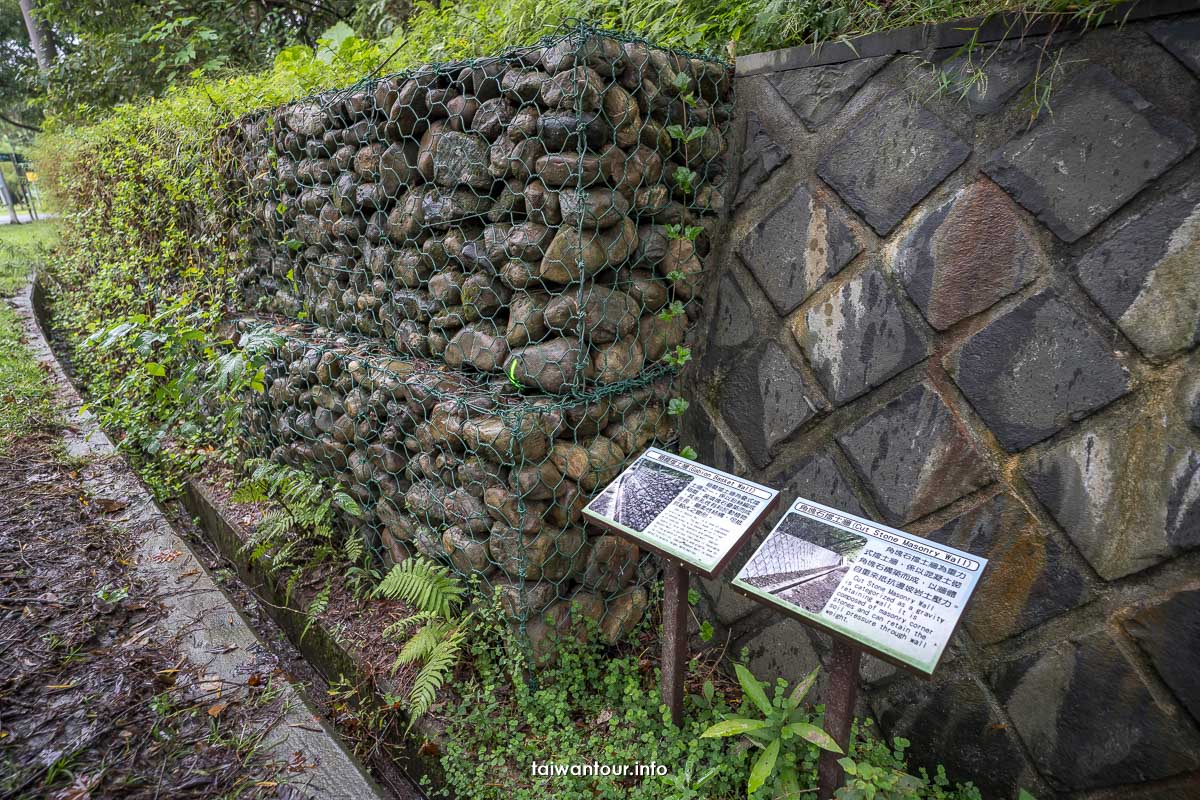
[422,592,984,800]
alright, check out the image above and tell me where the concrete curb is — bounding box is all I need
[181,479,448,796]
[12,280,389,800]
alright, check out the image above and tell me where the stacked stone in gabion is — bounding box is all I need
[240,322,677,656]
[224,26,732,395]
[220,26,733,656]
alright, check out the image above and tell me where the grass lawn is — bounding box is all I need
[0,219,57,295]
[0,219,59,444]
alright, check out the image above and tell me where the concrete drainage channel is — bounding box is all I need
[181,480,447,794]
[19,278,427,800]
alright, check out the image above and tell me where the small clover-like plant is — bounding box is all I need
[673,166,698,195]
[663,345,692,368]
[658,300,685,321]
[666,124,708,143]
[668,397,690,416]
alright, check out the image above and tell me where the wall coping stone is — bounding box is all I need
[735,0,1200,76]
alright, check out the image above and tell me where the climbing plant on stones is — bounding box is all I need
[219,23,734,658]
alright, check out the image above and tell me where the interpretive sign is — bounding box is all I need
[733,497,987,676]
[583,447,781,726]
[582,447,779,578]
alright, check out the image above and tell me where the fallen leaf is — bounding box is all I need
[94,498,128,513]
[254,781,278,788]
[207,702,228,717]
[287,751,314,772]
[198,674,223,694]
[46,683,78,690]
[152,549,183,563]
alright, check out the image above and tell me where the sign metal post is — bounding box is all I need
[582,447,779,726]
[816,638,862,799]
[660,558,690,726]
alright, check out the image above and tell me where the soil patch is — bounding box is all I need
[0,430,308,799]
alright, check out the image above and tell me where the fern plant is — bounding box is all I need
[231,458,363,611]
[375,557,470,726]
[302,577,332,642]
[343,534,382,600]
[232,458,361,566]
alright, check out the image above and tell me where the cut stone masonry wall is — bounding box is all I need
[683,4,1200,797]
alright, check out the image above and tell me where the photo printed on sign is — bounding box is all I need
[582,447,779,577]
[733,498,987,675]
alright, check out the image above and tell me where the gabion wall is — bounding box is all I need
[218,25,733,657]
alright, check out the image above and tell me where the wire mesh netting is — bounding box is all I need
[217,22,734,658]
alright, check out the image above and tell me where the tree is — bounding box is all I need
[35,0,363,119]
[0,0,41,142]
[18,0,55,73]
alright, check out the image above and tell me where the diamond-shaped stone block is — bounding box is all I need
[1074,179,1200,360]
[929,493,1090,643]
[817,92,971,235]
[793,267,928,406]
[837,383,993,525]
[1022,420,1200,580]
[1151,17,1200,77]
[766,449,864,527]
[946,291,1130,452]
[873,675,1034,799]
[1186,371,1200,433]
[681,406,745,478]
[990,630,1200,790]
[983,64,1196,242]
[896,179,1042,330]
[719,340,823,468]
[932,42,1038,115]
[1126,589,1200,723]
[708,273,755,351]
[738,185,862,316]
[768,56,889,131]
[736,619,823,689]
[734,112,790,207]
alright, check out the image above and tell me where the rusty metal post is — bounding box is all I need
[661,558,689,727]
[817,638,862,800]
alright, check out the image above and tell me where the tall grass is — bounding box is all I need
[364,0,1129,65]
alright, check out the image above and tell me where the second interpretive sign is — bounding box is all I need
[582,447,779,577]
[733,498,987,675]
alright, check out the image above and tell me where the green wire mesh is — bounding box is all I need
[219,22,733,660]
